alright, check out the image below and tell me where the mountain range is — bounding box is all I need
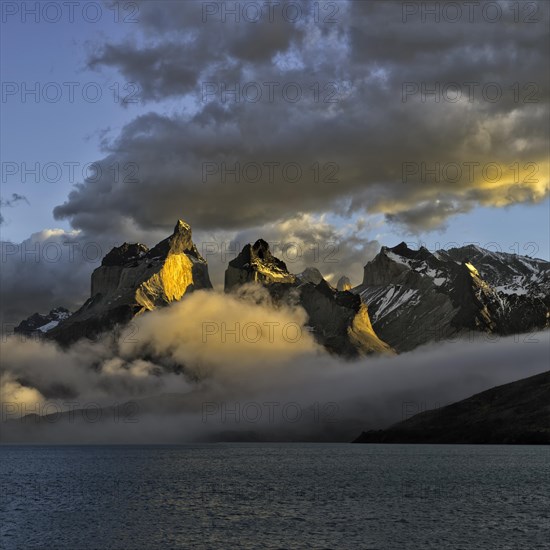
[15,219,550,355]
[7,222,550,444]
[356,242,550,351]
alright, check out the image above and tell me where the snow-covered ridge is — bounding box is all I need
[439,245,550,298]
[353,242,549,352]
[375,243,549,298]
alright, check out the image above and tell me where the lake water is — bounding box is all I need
[1,444,548,549]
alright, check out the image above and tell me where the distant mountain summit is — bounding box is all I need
[225,239,296,290]
[14,307,71,337]
[47,220,212,345]
[225,241,395,357]
[438,244,550,297]
[353,243,549,352]
[336,276,352,291]
[14,220,548,355]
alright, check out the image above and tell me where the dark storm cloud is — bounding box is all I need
[134,0,308,64]
[88,1,307,100]
[0,230,100,328]
[53,0,549,239]
[88,42,201,100]
[385,199,470,233]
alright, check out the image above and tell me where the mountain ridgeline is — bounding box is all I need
[355,242,549,351]
[225,238,394,356]
[16,219,549,355]
[46,220,212,346]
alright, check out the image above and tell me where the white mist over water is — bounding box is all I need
[1,288,548,442]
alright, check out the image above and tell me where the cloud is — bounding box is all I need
[0,229,103,328]
[195,213,381,288]
[1,283,548,442]
[385,199,470,233]
[117,286,319,374]
[1,193,30,208]
[0,193,30,225]
[0,286,319,408]
[0,218,175,327]
[9,0,547,322]
[50,0,548,239]
[0,373,45,411]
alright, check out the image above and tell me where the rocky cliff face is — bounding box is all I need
[48,220,212,345]
[299,280,394,356]
[439,244,550,297]
[225,241,394,357]
[354,243,549,352]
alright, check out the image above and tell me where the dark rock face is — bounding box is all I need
[14,307,71,337]
[354,243,549,352]
[439,244,550,297]
[225,239,296,290]
[440,244,550,335]
[47,220,212,346]
[299,280,394,356]
[101,243,148,267]
[225,241,394,357]
[354,370,550,444]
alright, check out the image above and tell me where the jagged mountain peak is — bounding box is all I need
[174,218,191,231]
[336,276,352,291]
[47,217,212,346]
[387,241,414,257]
[297,267,325,286]
[147,218,201,260]
[384,242,434,262]
[252,238,270,254]
[23,223,547,356]
[38,220,392,356]
[237,239,282,266]
[225,239,295,290]
[355,242,549,352]
[225,239,393,356]
[102,220,200,269]
[438,244,550,297]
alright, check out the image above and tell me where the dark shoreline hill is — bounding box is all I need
[354,370,550,444]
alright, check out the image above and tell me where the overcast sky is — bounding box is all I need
[1,0,549,323]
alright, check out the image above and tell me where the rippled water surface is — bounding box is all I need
[1,444,548,549]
